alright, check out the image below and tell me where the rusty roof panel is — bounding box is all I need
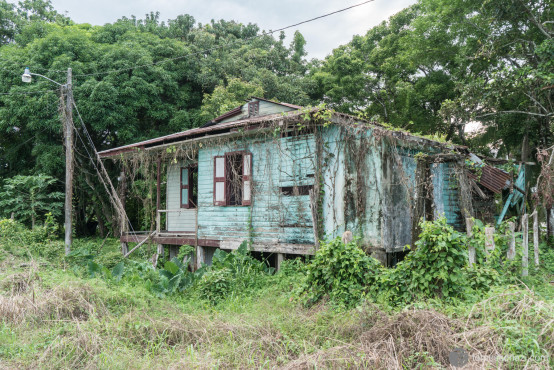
[98,109,464,158]
[468,165,512,194]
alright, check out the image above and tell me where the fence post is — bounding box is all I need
[466,218,475,266]
[507,222,516,260]
[485,227,495,257]
[533,211,539,269]
[522,214,529,277]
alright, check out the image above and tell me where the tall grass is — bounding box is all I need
[1,220,553,368]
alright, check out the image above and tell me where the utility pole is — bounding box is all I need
[21,66,74,255]
[64,68,74,256]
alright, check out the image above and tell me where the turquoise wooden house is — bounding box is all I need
[99,98,524,267]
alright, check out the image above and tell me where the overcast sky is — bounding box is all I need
[35,0,416,59]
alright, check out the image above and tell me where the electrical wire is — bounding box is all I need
[73,0,376,78]
[72,100,140,243]
[0,89,58,95]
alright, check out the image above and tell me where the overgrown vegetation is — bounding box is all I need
[1,218,553,368]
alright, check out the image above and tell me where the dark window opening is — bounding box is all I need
[387,250,409,267]
[180,165,198,208]
[226,153,243,206]
[280,185,313,196]
[214,152,252,206]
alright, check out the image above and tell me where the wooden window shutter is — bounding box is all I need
[242,152,252,205]
[180,167,190,208]
[214,156,226,206]
[248,101,259,117]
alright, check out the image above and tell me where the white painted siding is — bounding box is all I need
[166,162,197,232]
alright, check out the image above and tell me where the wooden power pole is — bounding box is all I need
[64,68,74,256]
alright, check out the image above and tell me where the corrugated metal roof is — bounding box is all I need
[98,109,462,158]
[212,106,243,123]
[98,110,300,157]
[467,165,512,194]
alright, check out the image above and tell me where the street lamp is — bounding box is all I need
[22,67,74,256]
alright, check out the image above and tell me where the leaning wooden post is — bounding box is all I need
[522,214,529,277]
[533,210,539,269]
[485,227,495,257]
[466,218,475,266]
[506,222,516,260]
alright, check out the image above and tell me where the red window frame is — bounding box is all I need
[180,165,197,209]
[213,151,252,206]
[213,156,226,206]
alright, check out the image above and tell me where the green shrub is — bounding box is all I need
[297,237,383,307]
[197,268,233,304]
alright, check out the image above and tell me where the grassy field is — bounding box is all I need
[0,222,553,369]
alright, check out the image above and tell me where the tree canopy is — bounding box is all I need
[0,0,552,235]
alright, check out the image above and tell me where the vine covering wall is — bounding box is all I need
[110,110,468,255]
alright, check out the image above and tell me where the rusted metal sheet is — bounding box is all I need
[213,106,242,122]
[467,165,511,194]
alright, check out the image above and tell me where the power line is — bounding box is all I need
[0,89,58,95]
[72,100,140,243]
[0,1,376,89]
[73,0,376,78]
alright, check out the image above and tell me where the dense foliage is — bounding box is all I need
[0,0,315,235]
[1,0,552,236]
[1,219,553,367]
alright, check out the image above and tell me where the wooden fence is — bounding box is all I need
[466,211,540,276]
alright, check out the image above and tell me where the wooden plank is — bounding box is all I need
[124,231,156,258]
[309,189,320,250]
[533,210,539,269]
[507,222,516,260]
[153,236,220,247]
[466,218,475,266]
[219,239,315,255]
[522,214,529,277]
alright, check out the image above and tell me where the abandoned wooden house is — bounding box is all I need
[98,97,526,267]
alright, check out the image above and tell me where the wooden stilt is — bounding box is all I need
[276,253,284,271]
[196,246,205,270]
[466,218,475,266]
[169,246,179,260]
[121,242,128,256]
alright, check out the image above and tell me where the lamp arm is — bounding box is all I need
[29,72,64,87]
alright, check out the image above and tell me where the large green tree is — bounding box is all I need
[0,6,313,235]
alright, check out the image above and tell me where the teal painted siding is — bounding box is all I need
[431,162,462,229]
[194,134,315,246]
[163,121,464,254]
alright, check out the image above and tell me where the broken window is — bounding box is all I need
[280,185,312,196]
[213,152,252,206]
[180,165,198,208]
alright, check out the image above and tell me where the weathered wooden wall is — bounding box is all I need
[164,122,464,256]
[166,163,197,232]
[193,133,316,247]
